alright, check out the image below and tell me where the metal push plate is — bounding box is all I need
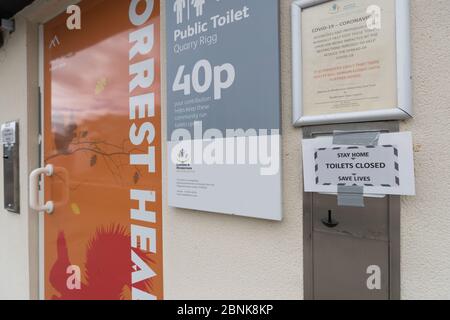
[2,121,20,213]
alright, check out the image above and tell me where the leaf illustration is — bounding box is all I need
[120,285,132,300]
[71,203,81,215]
[95,77,108,95]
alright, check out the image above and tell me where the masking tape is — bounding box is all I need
[333,131,380,146]
[337,185,365,207]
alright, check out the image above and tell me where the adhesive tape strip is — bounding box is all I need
[333,131,380,146]
[337,185,365,207]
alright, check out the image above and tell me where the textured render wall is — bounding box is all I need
[0,17,39,300]
[400,0,450,299]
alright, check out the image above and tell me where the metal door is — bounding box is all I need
[312,194,390,300]
[303,121,401,300]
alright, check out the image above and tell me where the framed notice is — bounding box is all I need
[292,0,412,126]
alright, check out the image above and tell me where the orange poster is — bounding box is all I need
[43,0,162,300]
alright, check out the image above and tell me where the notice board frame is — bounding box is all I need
[291,0,412,127]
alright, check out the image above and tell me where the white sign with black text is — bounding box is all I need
[302,132,415,195]
[1,122,16,145]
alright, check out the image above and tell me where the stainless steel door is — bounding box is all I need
[302,121,400,300]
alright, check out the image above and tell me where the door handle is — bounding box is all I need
[321,210,339,228]
[29,164,54,214]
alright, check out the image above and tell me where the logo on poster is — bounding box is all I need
[329,3,341,14]
[176,148,193,170]
[49,35,60,48]
[177,148,190,164]
[192,0,206,17]
[174,0,206,25]
[366,5,382,30]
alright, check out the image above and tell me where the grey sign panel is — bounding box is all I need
[166,0,281,135]
[166,0,282,220]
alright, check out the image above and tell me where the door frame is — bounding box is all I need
[38,22,44,302]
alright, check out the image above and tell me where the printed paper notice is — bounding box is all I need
[301,0,398,116]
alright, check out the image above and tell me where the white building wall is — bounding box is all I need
[0,16,39,300]
[162,0,450,300]
[399,0,450,299]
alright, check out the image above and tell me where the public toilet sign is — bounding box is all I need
[302,132,415,195]
[315,146,399,188]
[166,0,282,220]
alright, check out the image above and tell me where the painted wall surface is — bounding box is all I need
[162,0,450,300]
[400,0,450,299]
[0,0,448,300]
[0,16,39,300]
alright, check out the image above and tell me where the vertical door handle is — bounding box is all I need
[321,210,339,228]
[29,164,54,214]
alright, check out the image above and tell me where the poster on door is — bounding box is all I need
[166,0,282,220]
[43,0,162,300]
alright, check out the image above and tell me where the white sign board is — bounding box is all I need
[302,132,415,195]
[1,122,16,145]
